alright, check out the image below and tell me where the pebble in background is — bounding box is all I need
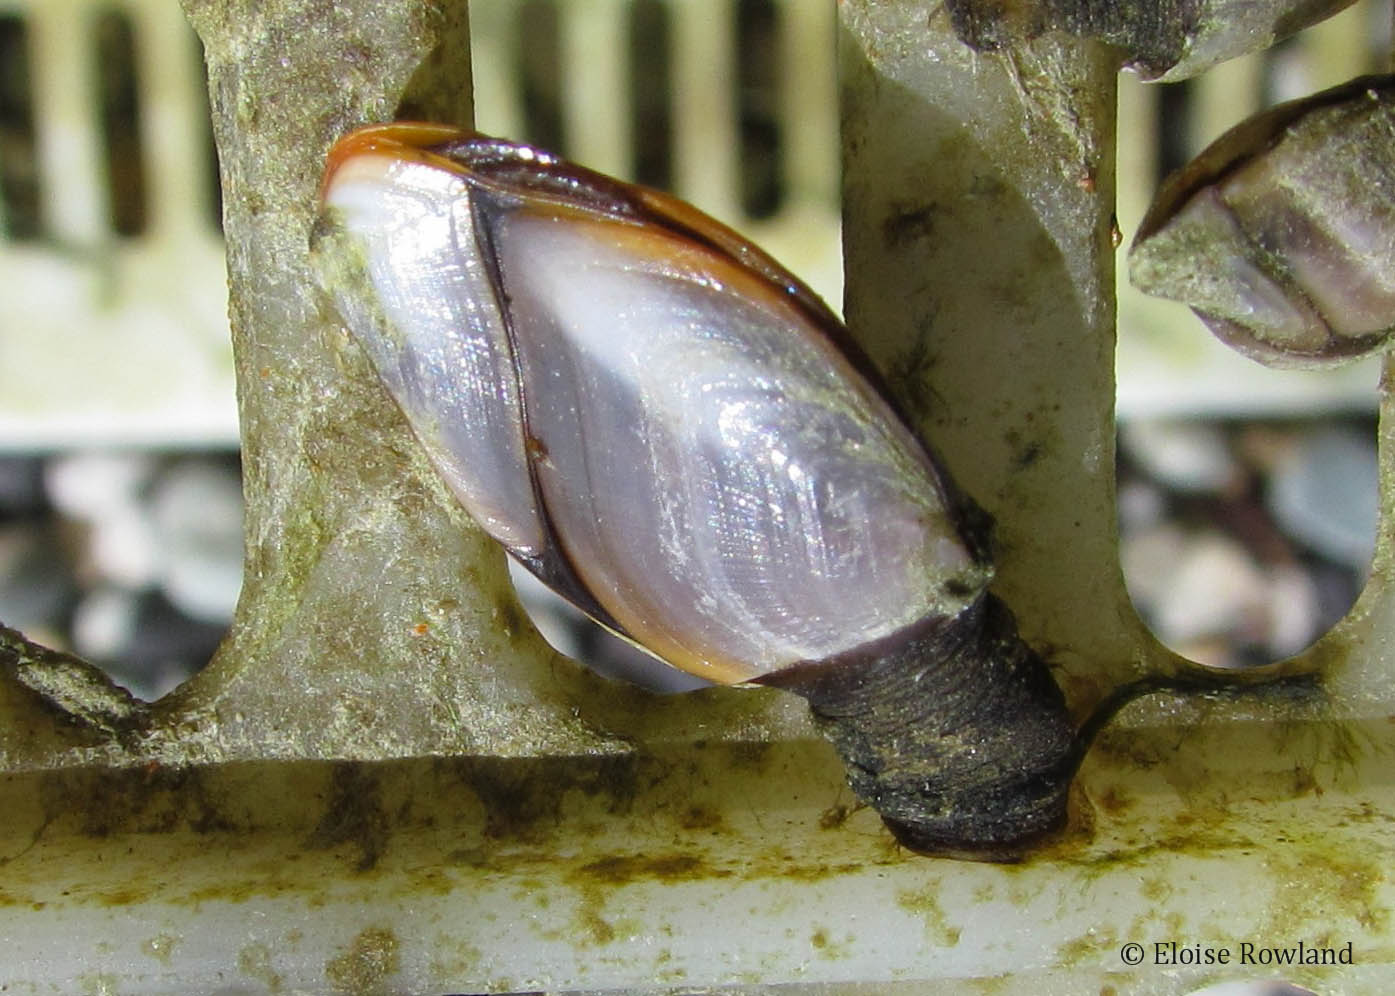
[1119,417,1377,669]
[0,417,1377,698]
[0,451,242,701]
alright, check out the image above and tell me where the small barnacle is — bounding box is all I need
[1130,75,1395,368]
[941,0,1359,82]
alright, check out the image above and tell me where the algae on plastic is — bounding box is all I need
[1,0,1393,992]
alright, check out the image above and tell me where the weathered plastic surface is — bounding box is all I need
[0,0,1391,993]
[940,0,1360,81]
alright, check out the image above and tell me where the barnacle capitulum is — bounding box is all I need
[1130,75,1395,368]
[942,0,1359,82]
[310,124,1078,858]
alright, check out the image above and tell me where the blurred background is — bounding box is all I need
[0,0,1388,702]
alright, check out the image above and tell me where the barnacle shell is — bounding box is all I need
[1130,75,1395,368]
[310,124,1077,856]
[942,0,1358,82]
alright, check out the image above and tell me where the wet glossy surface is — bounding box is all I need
[321,153,545,554]
[314,127,987,683]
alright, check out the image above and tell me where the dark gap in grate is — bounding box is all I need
[0,15,40,241]
[736,0,783,220]
[94,7,147,237]
[517,0,565,156]
[1154,80,1192,185]
[629,0,672,190]
[193,35,222,232]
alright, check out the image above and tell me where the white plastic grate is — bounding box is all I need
[0,6,1388,995]
[0,0,233,450]
[0,0,1388,452]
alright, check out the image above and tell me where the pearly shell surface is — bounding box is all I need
[1129,75,1395,368]
[312,126,989,685]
